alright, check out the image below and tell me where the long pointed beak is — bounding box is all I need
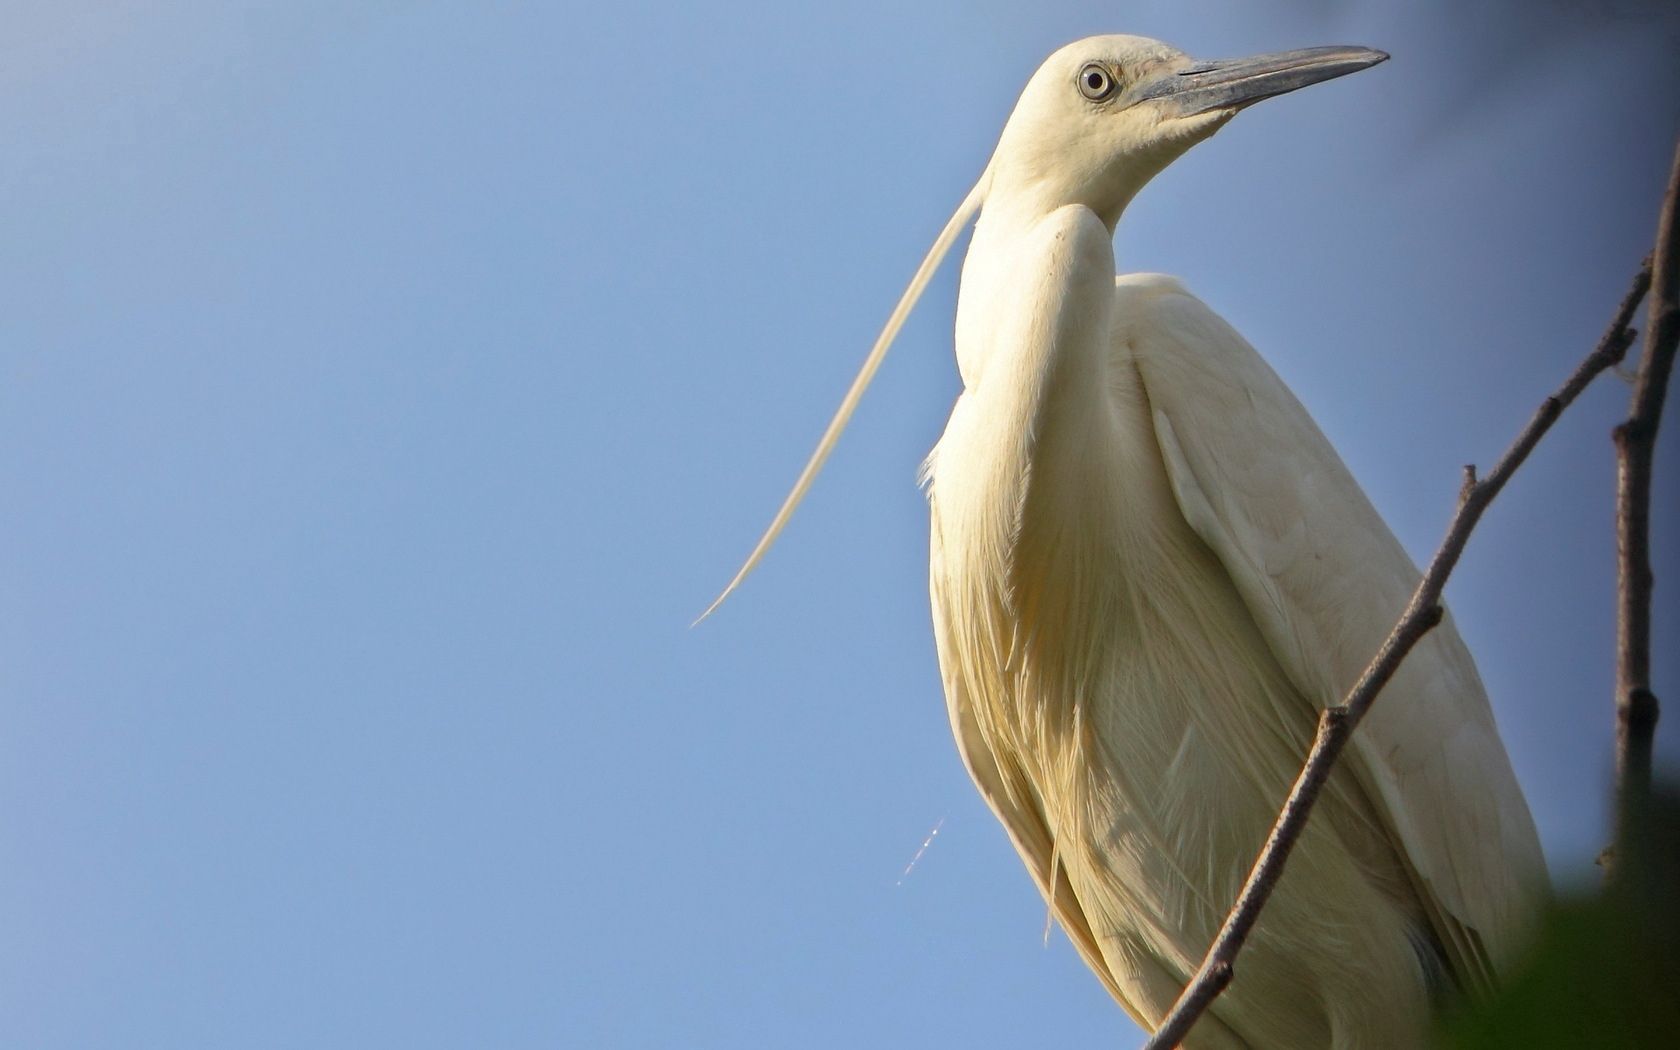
[1139,46,1388,117]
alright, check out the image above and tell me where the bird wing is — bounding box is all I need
[1118,273,1547,990]
[928,527,1118,1007]
[930,529,1184,1030]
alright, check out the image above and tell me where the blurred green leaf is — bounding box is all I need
[1438,784,1680,1049]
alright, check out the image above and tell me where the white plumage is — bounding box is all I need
[712,34,1548,1049]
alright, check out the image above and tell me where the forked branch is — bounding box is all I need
[1140,254,1656,1049]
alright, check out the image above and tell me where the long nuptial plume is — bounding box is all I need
[695,173,989,624]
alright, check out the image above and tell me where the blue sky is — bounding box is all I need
[2,2,1677,1047]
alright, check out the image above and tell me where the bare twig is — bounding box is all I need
[1611,137,1680,882]
[1142,261,1652,1049]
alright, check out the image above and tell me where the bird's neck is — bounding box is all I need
[932,200,1134,767]
[954,199,1120,388]
[939,199,1130,622]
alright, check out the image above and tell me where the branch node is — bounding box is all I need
[1611,324,1638,357]
[1537,395,1562,427]
[1612,417,1647,448]
[1619,687,1661,736]
[1458,464,1478,505]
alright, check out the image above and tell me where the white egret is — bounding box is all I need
[709,35,1547,1048]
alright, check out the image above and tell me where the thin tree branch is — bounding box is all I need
[1141,260,1652,1050]
[1610,136,1680,882]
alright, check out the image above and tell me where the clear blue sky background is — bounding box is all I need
[3,2,1677,1047]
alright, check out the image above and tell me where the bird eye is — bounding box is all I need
[1078,64,1117,101]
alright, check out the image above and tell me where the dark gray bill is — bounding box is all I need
[1137,46,1389,117]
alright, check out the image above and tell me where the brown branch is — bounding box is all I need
[1610,136,1680,883]
[1141,261,1652,1050]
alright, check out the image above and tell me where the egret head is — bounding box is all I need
[985,35,1388,225]
[699,35,1387,621]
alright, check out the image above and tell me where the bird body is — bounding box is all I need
[710,34,1547,1049]
[931,257,1535,1047]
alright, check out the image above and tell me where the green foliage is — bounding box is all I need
[1437,786,1680,1049]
